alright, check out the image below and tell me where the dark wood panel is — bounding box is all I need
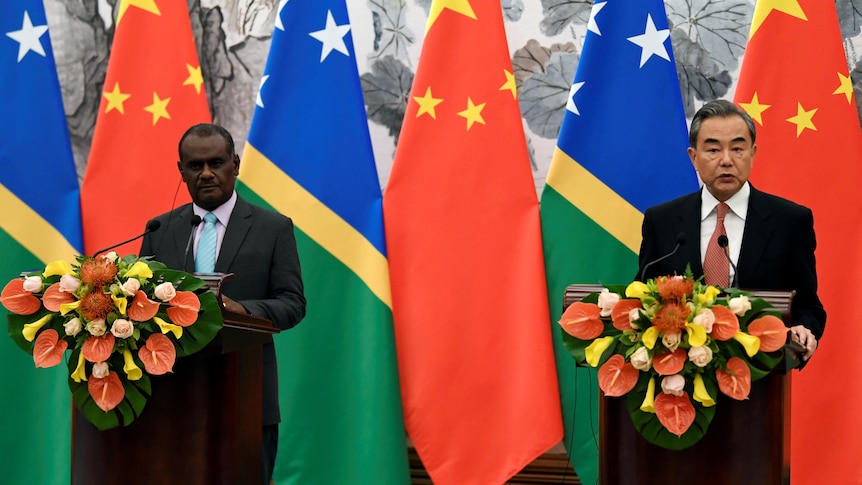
[409,448,580,484]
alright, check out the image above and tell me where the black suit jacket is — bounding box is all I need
[140,195,306,425]
[636,186,825,340]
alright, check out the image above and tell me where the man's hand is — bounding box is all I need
[221,295,250,315]
[789,325,817,361]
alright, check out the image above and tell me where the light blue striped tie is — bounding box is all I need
[195,212,218,273]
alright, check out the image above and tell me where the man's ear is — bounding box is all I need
[233,154,240,175]
[177,161,185,178]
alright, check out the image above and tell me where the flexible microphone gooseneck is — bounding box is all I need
[717,235,738,288]
[92,220,161,257]
[639,232,686,282]
[183,215,203,267]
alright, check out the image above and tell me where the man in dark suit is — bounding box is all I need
[637,99,824,362]
[140,123,306,485]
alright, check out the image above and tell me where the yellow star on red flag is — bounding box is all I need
[833,72,854,104]
[786,102,817,137]
[118,0,161,25]
[457,97,486,130]
[103,82,131,114]
[750,0,807,37]
[738,93,771,125]
[143,92,171,125]
[427,0,476,32]
[500,69,517,100]
[413,86,443,119]
[183,64,204,94]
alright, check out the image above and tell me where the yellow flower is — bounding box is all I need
[640,377,656,413]
[22,314,52,342]
[685,322,707,347]
[112,294,127,316]
[625,281,650,299]
[642,326,660,350]
[71,351,87,382]
[122,349,143,381]
[123,261,153,280]
[695,286,721,305]
[43,260,74,278]
[59,300,80,316]
[585,336,614,367]
[693,374,715,407]
[154,316,183,339]
[732,331,761,357]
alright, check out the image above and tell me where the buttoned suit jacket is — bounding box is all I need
[636,185,825,340]
[140,195,306,425]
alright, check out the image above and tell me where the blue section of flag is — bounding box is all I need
[0,2,82,251]
[557,0,697,212]
[246,0,385,254]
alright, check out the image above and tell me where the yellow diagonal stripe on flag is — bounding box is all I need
[240,143,391,308]
[0,183,78,264]
[545,147,643,253]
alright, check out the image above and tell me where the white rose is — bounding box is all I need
[661,374,686,397]
[121,278,141,297]
[59,274,81,293]
[22,276,42,293]
[104,251,119,263]
[64,317,82,337]
[630,346,652,371]
[688,346,714,368]
[88,319,107,337]
[662,332,681,352]
[597,288,620,317]
[728,295,752,316]
[92,362,110,379]
[154,282,176,302]
[111,319,134,339]
[693,309,715,333]
[628,308,641,328]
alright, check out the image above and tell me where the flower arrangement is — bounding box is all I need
[558,274,788,450]
[1,252,222,430]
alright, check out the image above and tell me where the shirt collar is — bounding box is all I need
[700,182,750,221]
[192,190,237,226]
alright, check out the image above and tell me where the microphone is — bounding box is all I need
[639,232,686,282]
[717,235,738,288]
[93,220,161,257]
[183,215,203,267]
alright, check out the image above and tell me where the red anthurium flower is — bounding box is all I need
[81,334,116,363]
[33,329,68,368]
[0,279,41,315]
[716,357,752,400]
[747,315,788,352]
[42,283,75,312]
[127,290,159,322]
[710,305,740,341]
[652,348,687,376]
[166,291,201,327]
[88,371,125,412]
[139,333,177,375]
[559,302,604,339]
[598,354,639,396]
[611,299,643,331]
[654,392,696,437]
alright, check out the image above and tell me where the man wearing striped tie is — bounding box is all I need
[140,123,306,484]
[636,100,824,362]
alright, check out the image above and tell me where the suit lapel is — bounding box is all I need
[166,206,197,272]
[675,192,704,276]
[737,187,772,286]
[216,196,252,272]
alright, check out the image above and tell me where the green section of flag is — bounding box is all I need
[239,185,409,484]
[540,186,638,485]
[0,228,71,485]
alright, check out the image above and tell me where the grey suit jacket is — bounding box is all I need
[636,186,825,340]
[140,195,306,425]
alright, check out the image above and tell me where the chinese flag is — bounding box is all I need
[383,1,563,483]
[81,0,210,255]
[733,1,862,483]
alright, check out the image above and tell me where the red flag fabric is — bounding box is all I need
[383,1,563,483]
[733,1,862,483]
[81,1,210,255]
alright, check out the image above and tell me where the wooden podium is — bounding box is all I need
[71,274,279,485]
[564,286,797,485]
